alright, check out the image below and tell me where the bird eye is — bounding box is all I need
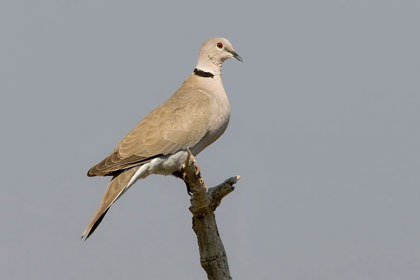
[217,42,223,49]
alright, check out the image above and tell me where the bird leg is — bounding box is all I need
[172,150,203,196]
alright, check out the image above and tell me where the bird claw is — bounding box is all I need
[172,169,193,196]
[186,185,193,196]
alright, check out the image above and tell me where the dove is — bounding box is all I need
[82,37,242,239]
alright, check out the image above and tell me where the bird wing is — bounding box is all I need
[87,81,211,176]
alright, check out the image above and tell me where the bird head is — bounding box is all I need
[196,37,242,75]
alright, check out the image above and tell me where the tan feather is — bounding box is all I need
[87,75,211,177]
[81,167,139,239]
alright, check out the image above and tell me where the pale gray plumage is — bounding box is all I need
[82,37,241,239]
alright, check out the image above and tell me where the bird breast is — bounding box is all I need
[192,85,230,155]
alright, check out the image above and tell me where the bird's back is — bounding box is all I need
[87,73,229,177]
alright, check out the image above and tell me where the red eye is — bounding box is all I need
[217,42,223,49]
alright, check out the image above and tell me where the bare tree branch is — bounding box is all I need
[180,149,240,280]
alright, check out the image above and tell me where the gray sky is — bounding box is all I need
[1,0,419,279]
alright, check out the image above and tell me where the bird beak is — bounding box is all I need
[229,50,243,62]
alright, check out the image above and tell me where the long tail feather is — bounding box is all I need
[81,167,139,240]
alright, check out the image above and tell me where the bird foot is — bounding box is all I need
[172,169,193,196]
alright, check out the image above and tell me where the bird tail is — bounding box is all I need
[81,167,139,240]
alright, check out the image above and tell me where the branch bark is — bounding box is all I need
[181,149,240,280]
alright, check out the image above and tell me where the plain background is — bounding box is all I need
[1,0,419,279]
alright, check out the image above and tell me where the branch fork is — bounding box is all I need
[180,149,240,280]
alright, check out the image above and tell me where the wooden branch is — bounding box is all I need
[182,149,240,280]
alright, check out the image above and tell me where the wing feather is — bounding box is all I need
[88,81,210,177]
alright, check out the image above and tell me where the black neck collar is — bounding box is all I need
[194,68,214,78]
